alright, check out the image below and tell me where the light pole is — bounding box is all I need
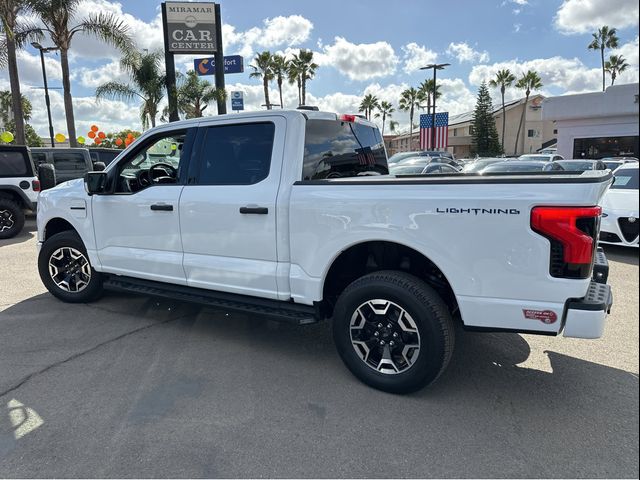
[420,63,449,151]
[31,42,59,147]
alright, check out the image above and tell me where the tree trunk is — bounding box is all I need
[263,77,271,109]
[297,78,301,106]
[278,78,283,108]
[611,72,616,86]
[381,113,386,135]
[409,106,414,150]
[501,87,506,152]
[302,79,306,106]
[601,46,605,91]
[6,35,26,145]
[514,97,526,155]
[60,48,78,147]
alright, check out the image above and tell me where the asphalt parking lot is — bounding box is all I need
[0,218,638,478]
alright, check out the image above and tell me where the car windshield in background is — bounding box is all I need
[482,162,549,173]
[387,152,422,164]
[303,119,387,180]
[517,155,552,162]
[0,151,29,176]
[611,169,639,190]
[390,165,425,175]
[555,161,597,171]
[462,159,504,173]
[604,161,624,170]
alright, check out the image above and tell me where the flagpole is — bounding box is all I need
[420,63,449,150]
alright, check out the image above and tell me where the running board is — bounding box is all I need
[103,275,319,325]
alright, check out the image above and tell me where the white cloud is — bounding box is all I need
[13,50,63,85]
[447,42,490,64]
[612,36,639,68]
[401,42,438,74]
[437,78,478,115]
[316,37,398,81]
[469,54,639,97]
[73,60,130,89]
[225,15,313,59]
[555,0,639,34]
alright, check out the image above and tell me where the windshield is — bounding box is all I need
[463,159,503,173]
[483,162,546,173]
[390,165,425,175]
[611,169,639,190]
[518,155,551,162]
[556,161,595,171]
[387,152,420,164]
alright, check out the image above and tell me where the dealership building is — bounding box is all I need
[542,83,639,160]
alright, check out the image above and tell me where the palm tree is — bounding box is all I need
[374,100,394,135]
[513,70,543,155]
[398,87,426,150]
[418,79,441,116]
[95,50,165,129]
[295,49,318,106]
[286,56,303,106]
[0,0,42,145]
[28,0,132,146]
[389,120,399,133]
[604,54,629,86]
[250,51,274,109]
[359,94,379,120]
[271,54,287,109]
[175,70,225,118]
[489,69,516,151]
[588,25,619,91]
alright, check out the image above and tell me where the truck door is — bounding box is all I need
[179,116,286,299]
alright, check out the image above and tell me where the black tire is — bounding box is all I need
[38,231,103,303]
[0,198,25,239]
[38,163,57,190]
[332,270,455,394]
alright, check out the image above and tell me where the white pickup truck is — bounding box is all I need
[36,109,613,393]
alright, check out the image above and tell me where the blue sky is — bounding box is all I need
[1,0,638,137]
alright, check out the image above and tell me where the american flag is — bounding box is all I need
[420,112,449,150]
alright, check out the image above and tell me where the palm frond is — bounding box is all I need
[95,81,142,103]
[72,12,133,53]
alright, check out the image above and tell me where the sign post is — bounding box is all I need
[231,91,244,112]
[161,1,226,120]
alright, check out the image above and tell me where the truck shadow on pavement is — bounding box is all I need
[0,291,637,477]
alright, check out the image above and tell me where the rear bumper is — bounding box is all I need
[562,248,613,339]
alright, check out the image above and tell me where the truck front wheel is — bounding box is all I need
[332,271,455,393]
[38,231,104,303]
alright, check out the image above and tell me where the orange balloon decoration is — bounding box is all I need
[91,125,99,132]
[98,131,106,139]
[124,138,132,146]
[115,138,123,146]
[94,138,102,145]
[88,131,96,139]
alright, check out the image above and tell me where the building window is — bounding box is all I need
[453,128,458,137]
[553,129,558,134]
[527,129,536,138]
[468,126,474,135]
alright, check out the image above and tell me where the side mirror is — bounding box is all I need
[92,161,106,172]
[84,171,107,195]
[38,163,57,190]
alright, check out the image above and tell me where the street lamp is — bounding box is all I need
[31,42,59,147]
[420,63,450,151]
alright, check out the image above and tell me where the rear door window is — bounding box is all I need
[303,119,388,180]
[0,150,29,176]
[197,122,275,185]
[52,152,87,171]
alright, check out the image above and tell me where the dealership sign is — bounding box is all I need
[165,2,217,54]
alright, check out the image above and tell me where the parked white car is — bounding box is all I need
[600,164,639,247]
[517,153,564,162]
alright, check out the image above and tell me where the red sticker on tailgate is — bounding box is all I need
[523,309,558,324]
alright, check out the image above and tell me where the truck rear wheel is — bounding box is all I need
[0,198,24,240]
[332,270,455,393]
[38,231,104,303]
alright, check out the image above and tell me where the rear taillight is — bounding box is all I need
[531,206,601,279]
[32,179,41,192]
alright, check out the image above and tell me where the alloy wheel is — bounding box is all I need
[0,209,15,232]
[48,247,92,292]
